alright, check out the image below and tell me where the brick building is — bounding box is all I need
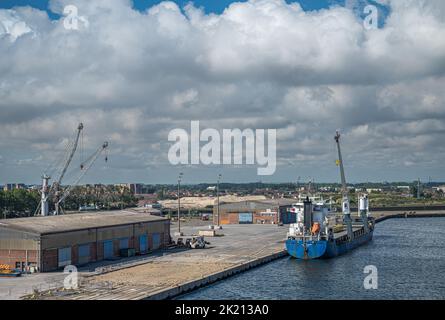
[213,199,296,225]
[0,210,170,272]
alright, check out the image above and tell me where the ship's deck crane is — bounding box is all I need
[334,131,353,239]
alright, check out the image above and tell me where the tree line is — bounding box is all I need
[0,189,40,219]
[0,185,137,219]
[62,185,137,211]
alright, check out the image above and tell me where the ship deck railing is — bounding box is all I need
[288,234,327,241]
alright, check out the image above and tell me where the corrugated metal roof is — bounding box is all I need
[256,199,296,206]
[218,199,295,211]
[219,201,268,211]
[0,210,168,235]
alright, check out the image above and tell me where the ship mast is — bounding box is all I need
[334,131,353,239]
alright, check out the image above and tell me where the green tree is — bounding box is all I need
[0,189,39,218]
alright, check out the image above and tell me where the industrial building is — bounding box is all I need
[0,210,170,272]
[213,199,296,225]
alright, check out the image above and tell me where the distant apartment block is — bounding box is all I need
[129,183,143,195]
[114,183,143,194]
[3,183,26,191]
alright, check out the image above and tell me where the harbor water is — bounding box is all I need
[178,218,445,300]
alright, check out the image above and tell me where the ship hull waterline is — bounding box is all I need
[285,230,373,260]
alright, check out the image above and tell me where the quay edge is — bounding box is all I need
[143,250,287,300]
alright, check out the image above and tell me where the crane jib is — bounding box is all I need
[38,121,108,216]
[57,123,84,185]
[335,131,348,195]
[57,142,109,206]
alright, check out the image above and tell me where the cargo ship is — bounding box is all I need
[285,131,375,259]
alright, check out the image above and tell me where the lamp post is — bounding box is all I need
[217,174,222,226]
[177,172,183,234]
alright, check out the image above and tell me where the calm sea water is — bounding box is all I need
[178,218,445,300]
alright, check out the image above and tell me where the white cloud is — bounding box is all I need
[0,9,34,41]
[0,0,445,182]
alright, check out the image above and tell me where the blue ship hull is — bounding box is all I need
[285,230,373,260]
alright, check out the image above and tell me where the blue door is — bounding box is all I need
[104,240,114,259]
[152,233,161,250]
[58,247,71,267]
[239,213,253,224]
[139,235,147,252]
[119,238,129,250]
[78,244,90,264]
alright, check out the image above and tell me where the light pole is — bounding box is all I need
[216,174,222,226]
[177,172,183,234]
[417,178,421,199]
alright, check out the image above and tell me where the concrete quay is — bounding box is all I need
[372,210,445,223]
[43,223,288,300]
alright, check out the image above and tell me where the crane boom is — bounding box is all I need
[334,131,347,194]
[41,123,83,216]
[57,123,84,185]
[56,142,109,209]
[334,131,353,239]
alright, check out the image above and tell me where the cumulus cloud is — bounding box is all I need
[0,9,34,41]
[0,0,444,183]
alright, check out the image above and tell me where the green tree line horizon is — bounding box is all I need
[0,185,137,219]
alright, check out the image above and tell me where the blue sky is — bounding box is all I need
[0,0,390,27]
[0,0,346,15]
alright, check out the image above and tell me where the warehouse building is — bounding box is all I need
[213,199,296,225]
[0,210,170,272]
